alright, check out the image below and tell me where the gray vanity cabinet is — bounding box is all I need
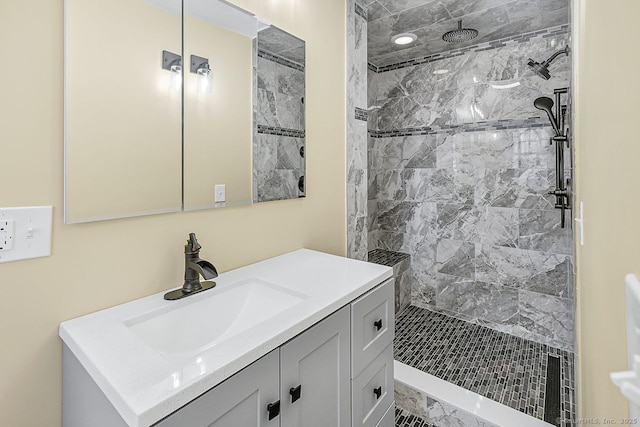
[156,306,350,427]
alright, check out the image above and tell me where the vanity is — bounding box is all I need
[60,250,394,426]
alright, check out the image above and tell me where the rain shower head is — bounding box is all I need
[527,46,570,80]
[534,96,561,136]
[442,20,478,44]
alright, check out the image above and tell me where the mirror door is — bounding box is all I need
[182,0,256,210]
[65,0,183,223]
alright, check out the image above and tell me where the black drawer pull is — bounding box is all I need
[374,319,383,331]
[374,386,382,399]
[267,401,280,420]
[290,384,302,403]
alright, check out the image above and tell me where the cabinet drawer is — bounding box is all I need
[352,344,394,427]
[376,403,395,427]
[351,278,394,377]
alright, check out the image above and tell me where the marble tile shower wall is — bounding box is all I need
[347,0,370,260]
[253,54,305,202]
[367,31,574,351]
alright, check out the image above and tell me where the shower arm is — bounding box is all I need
[542,46,570,68]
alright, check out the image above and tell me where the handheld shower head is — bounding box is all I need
[527,46,570,80]
[534,96,561,136]
[533,96,554,112]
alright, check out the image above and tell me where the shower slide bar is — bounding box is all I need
[550,87,570,228]
[534,87,570,228]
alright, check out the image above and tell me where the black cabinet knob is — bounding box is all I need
[374,319,383,331]
[374,386,382,399]
[290,384,302,403]
[267,401,280,420]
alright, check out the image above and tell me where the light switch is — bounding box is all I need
[0,206,53,263]
[215,184,226,203]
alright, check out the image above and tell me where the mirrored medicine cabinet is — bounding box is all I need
[64,0,305,224]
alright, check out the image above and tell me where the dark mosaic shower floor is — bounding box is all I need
[394,305,576,424]
[395,407,433,427]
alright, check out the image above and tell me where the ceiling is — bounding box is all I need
[258,26,306,65]
[364,0,569,67]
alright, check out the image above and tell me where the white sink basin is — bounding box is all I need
[125,278,307,361]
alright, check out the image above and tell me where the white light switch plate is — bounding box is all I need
[215,184,226,202]
[0,206,53,263]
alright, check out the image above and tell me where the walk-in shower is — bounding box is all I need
[346,0,575,425]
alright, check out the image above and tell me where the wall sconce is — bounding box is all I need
[162,50,182,73]
[162,50,182,91]
[190,55,211,76]
[191,55,212,93]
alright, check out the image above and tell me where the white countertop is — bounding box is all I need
[59,249,392,427]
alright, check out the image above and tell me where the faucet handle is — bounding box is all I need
[186,233,202,254]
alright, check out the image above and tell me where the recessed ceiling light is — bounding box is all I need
[433,69,449,75]
[392,33,417,45]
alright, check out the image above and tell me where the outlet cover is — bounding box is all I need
[0,206,53,263]
[0,219,14,251]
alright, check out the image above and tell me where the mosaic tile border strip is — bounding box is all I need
[355,2,367,20]
[355,107,368,122]
[369,117,550,138]
[395,407,432,427]
[257,125,305,138]
[257,48,304,72]
[394,305,576,423]
[368,248,409,267]
[371,24,570,73]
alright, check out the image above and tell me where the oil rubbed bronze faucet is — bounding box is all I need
[164,233,218,300]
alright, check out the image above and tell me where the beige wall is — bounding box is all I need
[574,0,640,421]
[0,0,345,426]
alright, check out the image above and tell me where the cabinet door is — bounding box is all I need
[155,349,280,427]
[280,306,351,427]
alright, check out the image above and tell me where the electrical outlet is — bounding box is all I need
[0,207,52,263]
[215,184,226,202]
[0,219,14,251]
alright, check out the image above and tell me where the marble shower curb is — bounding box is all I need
[395,362,554,427]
